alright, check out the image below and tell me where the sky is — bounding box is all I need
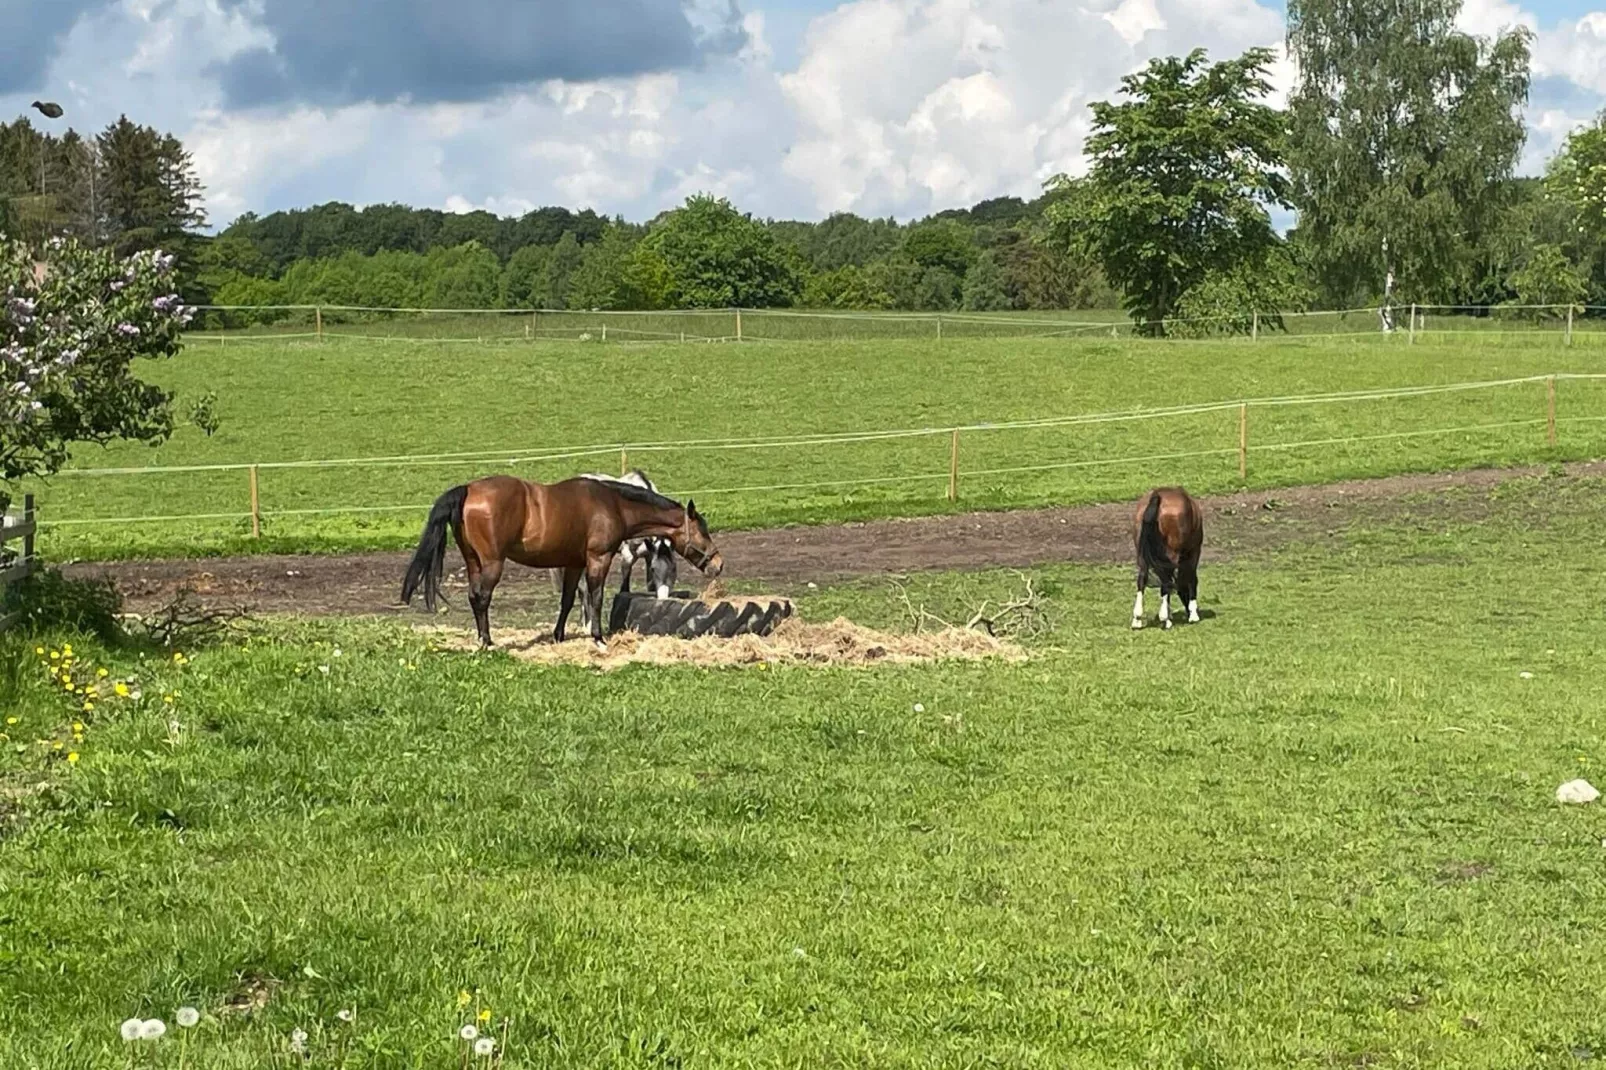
[2,0,1604,231]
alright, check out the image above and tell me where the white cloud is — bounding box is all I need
[1533,12,1606,95]
[777,0,1286,216]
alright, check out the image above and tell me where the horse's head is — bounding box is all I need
[674,499,723,577]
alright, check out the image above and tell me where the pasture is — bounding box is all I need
[3,469,1606,1067]
[23,322,1606,562]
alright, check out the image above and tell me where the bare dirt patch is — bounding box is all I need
[61,462,1606,620]
[422,617,1027,671]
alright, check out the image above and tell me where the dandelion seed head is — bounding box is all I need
[336,1008,354,1023]
[474,1037,496,1057]
[120,1018,142,1041]
[176,1006,200,1028]
[460,1024,479,1040]
[139,1018,167,1040]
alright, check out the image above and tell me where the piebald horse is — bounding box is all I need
[1131,486,1203,630]
[402,475,723,649]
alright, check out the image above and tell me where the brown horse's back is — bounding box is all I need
[461,476,629,569]
[1132,486,1202,560]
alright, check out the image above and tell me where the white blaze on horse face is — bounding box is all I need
[1131,590,1144,628]
[1187,599,1199,623]
[656,584,669,599]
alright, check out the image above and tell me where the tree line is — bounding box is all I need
[5,0,1606,334]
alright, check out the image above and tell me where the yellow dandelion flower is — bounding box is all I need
[114,682,130,698]
[82,702,94,713]
[457,990,472,1008]
[96,668,109,678]
[62,681,73,692]
[4,717,16,726]
[67,752,79,765]
[163,694,174,705]
[72,722,83,732]
[52,741,63,751]
[477,1009,491,1023]
[49,650,60,661]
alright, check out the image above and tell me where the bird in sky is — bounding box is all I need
[31,101,64,119]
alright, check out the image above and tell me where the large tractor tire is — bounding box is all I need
[607,591,793,639]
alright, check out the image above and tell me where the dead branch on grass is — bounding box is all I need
[125,587,255,648]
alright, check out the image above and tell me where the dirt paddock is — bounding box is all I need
[64,463,1603,621]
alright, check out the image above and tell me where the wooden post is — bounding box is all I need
[1547,376,1557,446]
[23,493,35,562]
[680,330,686,344]
[1408,304,1417,344]
[947,430,959,503]
[601,324,607,343]
[1238,403,1248,481]
[1251,310,1258,341]
[620,447,628,475]
[936,315,943,341]
[1566,305,1574,347]
[248,466,260,539]
[735,309,743,342]
[315,306,323,342]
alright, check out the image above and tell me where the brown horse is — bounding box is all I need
[401,475,724,649]
[1131,486,1203,630]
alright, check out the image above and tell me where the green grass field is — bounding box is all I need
[4,471,1606,1067]
[20,325,1606,562]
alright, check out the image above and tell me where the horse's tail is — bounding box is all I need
[1137,489,1175,586]
[402,484,467,612]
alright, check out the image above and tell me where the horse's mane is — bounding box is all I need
[577,476,681,512]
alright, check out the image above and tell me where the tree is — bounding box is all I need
[425,242,500,308]
[800,265,894,309]
[539,231,585,309]
[913,267,961,311]
[961,252,1014,311]
[903,219,976,277]
[1286,0,1531,315]
[1043,48,1289,334]
[643,194,803,308]
[1544,113,1606,300]
[97,117,205,256]
[1,236,193,505]
[1171,245,1313,336]
[1501,244,1587,319]
[500,243,551,308]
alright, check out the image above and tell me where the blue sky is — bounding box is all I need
[1,0,1602,228]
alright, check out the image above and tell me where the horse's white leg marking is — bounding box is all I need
[1131,590,1144,629]
[1187,598,1199,624]
[1159,592,1172,630]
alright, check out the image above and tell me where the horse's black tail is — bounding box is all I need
[1137,489,1175,587]
[402,485,467,612]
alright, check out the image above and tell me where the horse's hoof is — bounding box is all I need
[1131,618,1144,630]
[1162,620,1173,631]
[1188,613,1200,624]
[593,640,607,653]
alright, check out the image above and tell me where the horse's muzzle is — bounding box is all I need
[703,552,724,577]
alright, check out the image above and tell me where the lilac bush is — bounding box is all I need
[2,235,192,509]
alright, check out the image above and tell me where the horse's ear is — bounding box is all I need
[686,498,698,518]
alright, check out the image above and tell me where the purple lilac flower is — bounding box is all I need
[115,322,141,337]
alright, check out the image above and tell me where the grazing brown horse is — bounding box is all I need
[1131,486,1203,630]
[401,475,724,649]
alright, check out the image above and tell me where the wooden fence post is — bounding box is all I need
[1408,304,1417,344]
[1251,311,1259,341]
[620,447,628,475]
[315,306,323,342]
[936,315,943,341]
[1238,403,1248,481]
[735,309,743,342]
[23,493,35,562]
[1566,305,1574,347]
[249,466,260,539]
[948,430,959,503]
[1547,376,1557,446]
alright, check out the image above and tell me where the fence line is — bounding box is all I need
[35,405,1599,531]
[0,495,38,631]
[44,374,1602,484]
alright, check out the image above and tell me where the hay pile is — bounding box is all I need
[421,616,1025,670]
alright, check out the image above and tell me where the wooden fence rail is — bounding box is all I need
[0,494,37,633]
